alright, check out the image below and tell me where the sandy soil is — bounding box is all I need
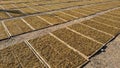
[84,35,120,68]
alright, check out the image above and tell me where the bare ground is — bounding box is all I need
[84,35,120,68]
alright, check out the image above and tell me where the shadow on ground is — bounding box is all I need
[0,9,24,14]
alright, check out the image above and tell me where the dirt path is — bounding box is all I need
[84,35,120,68]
